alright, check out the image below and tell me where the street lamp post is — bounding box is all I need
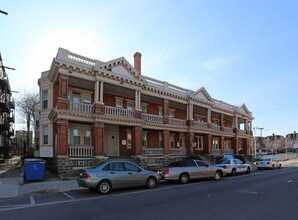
[253,127,264,157]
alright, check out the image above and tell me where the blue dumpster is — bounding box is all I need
[24,159,46,181]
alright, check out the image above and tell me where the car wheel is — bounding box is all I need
[231,168,237,176]
[179,173,189,184]
[214,170,222,180]
[278,164,282,169]
[246,167,251,174]
[146,177,157,189]
[97,180,111,194]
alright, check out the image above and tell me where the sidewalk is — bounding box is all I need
[0,156,81,199]
[1,156,298,199]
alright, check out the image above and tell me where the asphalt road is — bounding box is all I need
[1,167,298,220]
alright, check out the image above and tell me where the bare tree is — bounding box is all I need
[16,90,39,150]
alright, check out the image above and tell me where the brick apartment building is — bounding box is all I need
[37,48,254,177]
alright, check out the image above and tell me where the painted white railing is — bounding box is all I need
[238,129,247,135]
[69,102,93,113]
[224,127,234,133]
[193,121,208,129]
[105,106,134,118]
[212,149,221,155]
[224,149,234,154]
[69,145,94,157]
[141,113,164,124]
[211,124,221,131]
[142,148,163,155]
[169,118,186,126]
[170,148,187,155]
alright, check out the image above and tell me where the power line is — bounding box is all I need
[254,104,298,115]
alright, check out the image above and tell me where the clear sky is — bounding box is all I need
[1,0,298,137]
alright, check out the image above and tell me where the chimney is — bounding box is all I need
[134,52,142,74]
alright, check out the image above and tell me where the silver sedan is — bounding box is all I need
[161,159,226,184]
[77,161,160,194]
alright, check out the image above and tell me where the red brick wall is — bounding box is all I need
[147,103,160,115]
[175,108,186,119]
[147,131,159,148]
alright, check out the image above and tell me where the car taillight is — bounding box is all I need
[164,168,169,174]
[84,173,91,179]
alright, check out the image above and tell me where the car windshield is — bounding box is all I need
[261,158,271,162]
[216,159,230,164]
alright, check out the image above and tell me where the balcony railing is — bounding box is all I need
[238,129,247,135]
[69,145,94,157]
[170,148,187,155]
[169,118,186,126]
[224,149,233,154]
[142,147,163,156]
[141,113,164,124]
[223,127,233,133]
[105,106,134,118]
[193,121,208,129]
[69,102,93,113]
[211,124,221,131]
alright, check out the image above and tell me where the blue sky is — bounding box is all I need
[1,0,298,136]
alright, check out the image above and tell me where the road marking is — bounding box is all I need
[30,196,36,205]
[63,192,75,200]
[287,180,293,183]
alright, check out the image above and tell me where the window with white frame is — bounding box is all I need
[42,90,48,109]
[141,104,147,113]
[158,106,163,116]
[195,136,203,149]
[169,109,175,118]
[84,128,91,145]
[116,99,123,108]
[126,129,132,149]
[127,102,134,111]
[43,125,48,145]
[224,140,231,149]
[142,132,147,148]
[169,133,175,148]
[73,128,80,145]
[212,138,219,149]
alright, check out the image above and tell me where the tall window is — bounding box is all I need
[142,132,147,148]
[42,90,48,109]
[158,106,163,116]
[195,136,203,149]
[212,138,219,149]
[141,104,147,113]
[84,128,91,145]
[73,128,80,145]
[127,102,134,111]
[43,125,48,145]
[170,133,175,148]
[126,129,132,149]
[169,109,175,118]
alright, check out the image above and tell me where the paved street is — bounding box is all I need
[0,166,298,220]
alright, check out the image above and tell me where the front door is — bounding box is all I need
[105,132,119,156]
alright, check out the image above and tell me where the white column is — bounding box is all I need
[135,90,141,110]
[94,80,99,103]
[207,109,211,123]
[100,81,104,104]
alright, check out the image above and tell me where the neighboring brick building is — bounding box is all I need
[285,131,298,149]
[38,48,254,177]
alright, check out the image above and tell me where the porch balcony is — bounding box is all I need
[238,129,247,135]
[193,121,208,129]
[142,147,163,156]
[211,148,221,155]
[68,102,93,113]
[170,148,187,155]
[224,149,234,154]
[211,124,221,131]
[104,106,134,118]
[223,127,233,133]
[169,118,186,127]
[141,113,163,124]
[69,145,94,157]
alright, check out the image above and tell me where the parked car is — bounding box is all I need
[160,159,226,184]
[215,158,251,176]
[256,157,282,170]
[77,161,160,194]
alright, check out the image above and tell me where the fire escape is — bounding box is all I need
[0,53,15,162]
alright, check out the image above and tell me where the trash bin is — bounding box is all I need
[24,158,46,181]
